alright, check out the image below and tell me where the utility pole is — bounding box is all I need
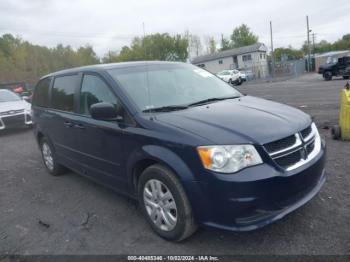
[270,21,275,78]
[306,16,311,72]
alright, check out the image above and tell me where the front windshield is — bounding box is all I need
[108,63,241,112]
[0,90,21,102]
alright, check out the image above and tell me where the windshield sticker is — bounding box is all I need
[193,69,213,78]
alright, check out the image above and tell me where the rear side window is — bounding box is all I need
[33,77,51,107]
[52,75,80,112]
[80,74,118,115]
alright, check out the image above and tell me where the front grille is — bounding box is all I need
[300,125,312,139]
[2,114,25,127]
[274,149,302,168]
[306,141,315,154]
[0,109,24,116]
[264,124,319,170]
[264,135,296,154]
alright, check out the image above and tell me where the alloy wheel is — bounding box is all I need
[42,142,54,171]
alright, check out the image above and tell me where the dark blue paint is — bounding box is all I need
[33,62,326,232]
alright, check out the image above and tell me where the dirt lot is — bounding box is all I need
[0,73,349,256]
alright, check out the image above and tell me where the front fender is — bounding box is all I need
[126,145,196,192]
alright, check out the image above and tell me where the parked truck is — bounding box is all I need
[318,56,350,81]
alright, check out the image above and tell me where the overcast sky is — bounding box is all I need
[0,0,349,57]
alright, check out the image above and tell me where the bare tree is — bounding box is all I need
[185,32,203,58]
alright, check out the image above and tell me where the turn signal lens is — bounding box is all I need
[197,147,212,169]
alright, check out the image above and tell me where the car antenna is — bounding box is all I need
[143,22,154,120]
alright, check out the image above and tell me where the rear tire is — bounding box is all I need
[138,164,197,241]
[40,137,66,176]
[331,125,341,140]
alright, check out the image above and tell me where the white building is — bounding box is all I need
[191,43,269,79]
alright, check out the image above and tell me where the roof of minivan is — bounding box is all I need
[41,61,184,79]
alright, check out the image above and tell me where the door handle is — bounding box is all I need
[74,123,85,130]
[64,121,74,128]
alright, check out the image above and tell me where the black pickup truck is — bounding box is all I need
[318,56,350,81]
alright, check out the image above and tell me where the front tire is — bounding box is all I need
[138,164,197,241]
[40,137,66,176]
[331,125,341,140]
[323,71,332,81]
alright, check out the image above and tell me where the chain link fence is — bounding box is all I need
[239,59,307,83]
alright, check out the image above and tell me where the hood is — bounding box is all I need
[217,75,229,80]
[0,100,31,113]
[319,62,336,69]
[155,96,311,145]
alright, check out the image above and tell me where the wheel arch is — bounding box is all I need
[127,145,195,195]
[36,131,44,144]
[35,130,56,153]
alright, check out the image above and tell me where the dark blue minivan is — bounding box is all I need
[32,62,326,241]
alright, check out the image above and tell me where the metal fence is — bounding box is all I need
[270,59,306,79]
[236,59,306,82]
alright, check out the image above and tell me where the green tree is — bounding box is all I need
[332,34,350,51]
[0,34,100,84]
[76,45,100,65]
[220,35,231,51]
[274,47,304,61]
[230,24,259,48]
[301,34,350,55]
[103,33,189,62]
[315,40,332,53]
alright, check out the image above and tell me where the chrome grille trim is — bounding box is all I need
[271,145,303,159]
[264,123,321,171]
[269,134,302,157]
[285,129,321,171]
[303,126,317,142]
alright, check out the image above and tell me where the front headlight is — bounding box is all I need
[197,145,263,173]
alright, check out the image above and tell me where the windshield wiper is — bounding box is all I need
[142,105,189,113]
[187,96,241,107]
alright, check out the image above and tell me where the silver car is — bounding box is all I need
[0,89,32,130]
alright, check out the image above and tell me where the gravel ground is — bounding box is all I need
[0,73,349,256]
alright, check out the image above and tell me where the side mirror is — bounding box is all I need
[90,102,119,121]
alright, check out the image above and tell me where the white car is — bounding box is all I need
[0,89,32,130]
[216,69,243,85]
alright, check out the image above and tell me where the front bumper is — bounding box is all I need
[183,141,326,231]
[0,113,32,130]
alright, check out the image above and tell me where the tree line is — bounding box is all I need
[0,34,99,84]
[0,25,349,84]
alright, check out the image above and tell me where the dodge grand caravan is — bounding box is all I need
[32,62,326,241]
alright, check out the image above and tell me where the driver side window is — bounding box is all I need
[80,74,118,116]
